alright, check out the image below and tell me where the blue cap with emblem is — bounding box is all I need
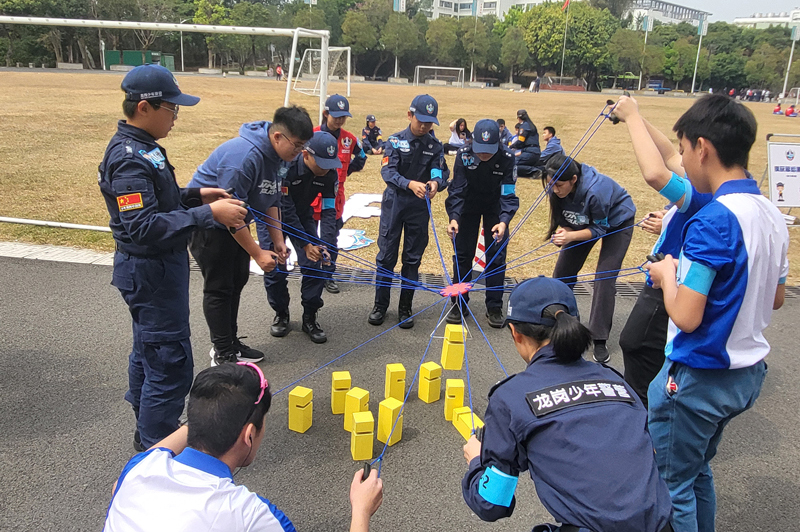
[504,276,579,327]
[305,131,342,170]
[324,94,352,118]
[409,94,439,125]
[121,64,200,106]
[472,118,500,155]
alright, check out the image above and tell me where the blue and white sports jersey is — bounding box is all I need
[646,173,713,286]
[665,179,790,369]
[104,448,295,532]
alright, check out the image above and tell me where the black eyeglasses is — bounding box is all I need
[279,132,306,152]
[154,102,179,118]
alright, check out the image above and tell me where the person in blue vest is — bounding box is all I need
[510,109,541,177]
[460,276,673,532]
[104,363,384,532]
[362,114,385,155]
[98,64,248,451]
[497,118,512,146]
[543,153,636,364]
[188,106,313,366]
[264,131,340,344]
[445,119,519,328]
[369,94,449,328]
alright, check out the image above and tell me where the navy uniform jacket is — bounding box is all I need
[462,345,672,532]
[498,127,512,147]
[282,157,337,250]
[381,127,449,193]
[188,121,284,229]
[510,120,541,158]
[556,164,636,238]
[445,146,519,225]
[362,125,384,152]
[98,121,216,256]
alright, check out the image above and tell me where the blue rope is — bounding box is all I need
[372,298,450,473]
[425,192,453,286]
[458,293,476,432]
[469,267,645,292]
[460,299,509,377]
[273,297,446,395]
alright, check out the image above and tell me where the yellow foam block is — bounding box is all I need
[441,339,465,370]
[344,387,369,432]
[444,379,465,421]
[418,362,442,403]
[288,386,313,434]
[377,397,403,446]
[331,371,352,415]
[444,323,467,343]
[350,411,374,461]
[453,408,484,441]
[384,363,406,401]
[420,361,442,380]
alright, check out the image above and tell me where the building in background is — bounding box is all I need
[626,0,709,27]
[732,10,800,30]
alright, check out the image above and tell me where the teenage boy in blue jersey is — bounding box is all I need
[643,94,789,532]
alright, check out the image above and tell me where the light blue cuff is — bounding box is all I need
[478,466,518,507]
[659,173,689,205]
[779,276,786,285]
[431,168,443,180]
[501,184,515,196]
[321,198,335,210]
[678,252,716,296]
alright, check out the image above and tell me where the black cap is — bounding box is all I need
[366,114,376,122]
[409,94,439,125]
[121,64,199,106]
[324,94,352,118]
[305,131,342,170]
[472,119,500,155]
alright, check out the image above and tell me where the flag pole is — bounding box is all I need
[559,0,570,83]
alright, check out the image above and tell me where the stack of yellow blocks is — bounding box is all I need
[351,411,374,460]
[288,386,313,434]
[377,397,403,446]
[441,324,466,370]
[451,406,484,441]
[444,379,465,421]
[384,363,406,401]
[418,361,442,403]
[331,371,351,414]
[344,387,369,432]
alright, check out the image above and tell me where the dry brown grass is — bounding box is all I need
[1,71,797,283]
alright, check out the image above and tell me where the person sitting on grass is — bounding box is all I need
[444,118,471,154]
[104,363,383,532]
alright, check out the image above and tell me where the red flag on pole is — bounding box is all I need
[561,0,570,11]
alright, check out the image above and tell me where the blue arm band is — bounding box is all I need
[677,252,716,296]
[659,173,689,204]
[477,466,518,507]
[501,184,515,196]
[431,168,443,180]
[779,276,786,285]
[321,198,335,210]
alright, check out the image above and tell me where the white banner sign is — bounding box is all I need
[768,141,800,207]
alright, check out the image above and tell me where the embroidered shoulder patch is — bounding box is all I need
[117,193,144,212]
[525,379,634,417]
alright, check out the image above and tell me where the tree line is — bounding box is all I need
[1,0,798,92]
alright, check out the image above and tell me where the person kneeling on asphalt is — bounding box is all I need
[266,131,340,344]
[104,363,383,532]
[445,119,518,329]
[461,276,673,532]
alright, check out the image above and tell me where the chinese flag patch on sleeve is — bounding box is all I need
[381,156,389,167]
[117,193,144,212]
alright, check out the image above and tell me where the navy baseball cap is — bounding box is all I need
[366,114,376,122]
[472,119,500,155]
[305,131,342,170]
[409,94,439,125]
[121,64,200,106]
[324,94,352,118]
[505,276,579,327]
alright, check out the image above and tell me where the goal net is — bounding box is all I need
[293,47,351,97]
[414,66,465,88]
[789,88,800,106]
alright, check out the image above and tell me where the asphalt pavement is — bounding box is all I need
[0,257,797,531]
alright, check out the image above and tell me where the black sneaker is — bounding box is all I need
[398,306,414,329]
[133,429,145,453]
[593,341,610,364]
[234,337,265,363]
[270,312,290,337]
[302,313,328,344]
[446,303,462,324]
[324,280,340,294]
[209,346,238,367]
[486,308,505,328]
[368,306,386,325]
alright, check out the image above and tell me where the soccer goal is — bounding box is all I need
[789,88,800,106]
[292,47,351,97]
[414,66,465,88]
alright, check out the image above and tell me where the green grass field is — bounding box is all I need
[1,72,797,283]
